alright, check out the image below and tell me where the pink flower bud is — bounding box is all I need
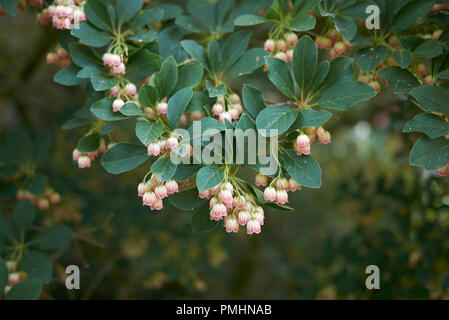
[216,95,225,105]
[296,134,310,148]
[209,185,218,195]
[219,112,232,124]
[153,198,163,210]
[247,219,261,235]
[219,189,233,208]
[238,210,251,225]
[113,98,125,112]
[255,174,268,187]
[125,83,137,96]
[73,9,86,23]
[143,191,156,206]
[158,139,167,152]
[78,156,91,169]
[274,51,288,62]
[286,49,293,62]
[138,183,148,197]
[179,114,188,125]
[156,102,168,115]
[8,273,20,286]
[233,195,245,210]
[264,39,275,52]
[199,190,210,199]
[212,103,224,116]
[46,52,58,64]
[209,197,218,209]
[264,187,276,202]
[276,40,288,52]
[154,185,168,199]
[285,32,298,46]
[228,107,240,120]
[38,198,50,210]
[147,142,161,156]
[167,137,179,150]
[210,203,227,221]
[229,93,241,104]
[72,149,81,161]
[276,190,288,205]
[113,62,126,75]
[165,180,179,195]
[224,215,239,233]
[144,107,155,116]
[110,85,120,97]
[224,182,234,194]
[254,206,264,225]
[289,178,302,192]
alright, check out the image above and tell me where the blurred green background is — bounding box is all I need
[1,8,449,300]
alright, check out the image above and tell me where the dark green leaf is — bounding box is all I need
[190,204,219,233]
[227,48,268,78]
[334,15,357,40]
[155,56,178,99]
[283,150,322,188]
[392,0,434,32]
[234,14,269,26]
[354,46,387,73]
[138,85,158,108]
[265,57,296,98]
[71,22,111,48]
[174,62,204,91]
[30,225,74,250]
[5,279,43,300]
[196,165,224,192]
[377,66,420,94]
[90,73,117,91]
[151,158,177,182]
[169,188,206,211]
[54,64,85,86]
[168,88,193,128]
[409,136,449,170]
[13,200,35,235]
[256,106,298,137]
[242,84,266,118]
[77,133,100,152]
[287,14,316,32]
[27,175,48,196]
[20,250,52,284]
[117,0,143,24]
[393,49,413,68]
[319,81,376,110]
[404,113,449,138]
[127,49,162,77]
[181,40,210,71]
[101,143,148,174]
[135,120,164,145]
[413,40,444,59]
[84,0,113,31]
[410,85,449,116]
[292,35,317,92]
[119,103,144,117]
[90,98,128,121]
[206,81,226,97]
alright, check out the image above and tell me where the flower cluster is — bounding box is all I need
[315,30,353,59]
[110,83,138,112]
[46,45,71,69]
[37,0,86,30]
[72,138,107,169]
[212,93,243,124]
[16,187,61,210]
[263,177,301,205]
[138,176,179,211]
[3,261,28,296]
[200,182,265,234]
[292,127,332,156]
[147,136,181,157]
[264,32,298,63]
[103,53,126,75]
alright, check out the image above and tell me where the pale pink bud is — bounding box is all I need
[144,107,155,116]
[199,190,210,199]
[112,98,125,112]
[212,103,224,116]
[219,189,233,208]
[111,54,122,67]
[228,107,240,120]
[264,187,276,202]
[158,139,167,152]
[167,137,179,150]
[238,210,251,225]
[209,197,218,209]
[125,83,137,96]
[296,134,310,148]
[216,95,225,105]
[219,111,232,124]
[210,203,227,221]
[156,102,168,115]
[289,178,302,192]
[110,86,120,97]
[276,40,288,52]
[78,156,91,169]
[229,93,241,104]
[179,114,188,125]
[46,52,58,64]
[103,53,113,66]
[247,219,261,235]
[274,51,288,62]
[8,273,20,286]
[224,215,239,233]
[153,198,163,210]
[165,180,179,195]
[286,49,293,62]
[209,185,218,195]
[224,182,234,194]
[73,9,86,23]
[143,191,156,206]
[276,190,288,205]
[264,39,275,52]
[72,149,81,161]
[113,62,126,75]
[255,174,268,187]
[233,195,245,210]
[38,198,50,210]
[138,183,148,197]
[155,185,168,199]
[147,142,161,156]
[285,32,298,46]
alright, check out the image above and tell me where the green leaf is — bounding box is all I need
[377,66,420,94]
[208,40,223,74]
[287,14,316,32]
[187,0,215,30]
[175,15,202,33]
[13,200,35,236]
[172,164,202,181]
[127,49,162,77]
[319,81,376,110]
[292,109,332,129]
[310,61,330,94]
[90,73,118,91]
[190,204,219,233]
[438,69,449,80]
[0,257,7,295]
[84,0,113,31]
[117,0,143,24]
[132,7,165,29]
[404,113,449,139]
[181,40,210,71]
[0,0,18,16]
[392,0,434,32]
[393,49,413,68]
[30,225,74,250]
[68,43,102,68]
[167,88,193,128]
[101,143,148,174]
[155,56,178,99]
[227,48,268,79]
[196,165,224,192]
[5,279,43,300]
[54,64,85,86]
[333,15,357,41]
[410,85,449,116]
[71,22,111,48]
[135,120,164,145]
[91,98,128,121]
[256,106,298,137]
[283,150,322,188]
[409,136,449,170]
[27,174,47,196]
[151,158,177,182]
[265,57,296,98]
[174,62,204,91]
[242,84,266,118]
[77,133,100,152]
[138,85,158,108]
[413,40,444,59]
[234,14,269,26]
[20,250,52,284]
[129,30,157,43]
[292,35,317,92]
[169,188,206,211]
[222,30,252,69]
[206,81,226,97]
[354,46,387,73]
[62,118,91,130]
[0,210,14,244]
[119,103,144,117]
[318,57,354,92]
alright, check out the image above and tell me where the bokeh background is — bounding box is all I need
[1,5,449,300]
